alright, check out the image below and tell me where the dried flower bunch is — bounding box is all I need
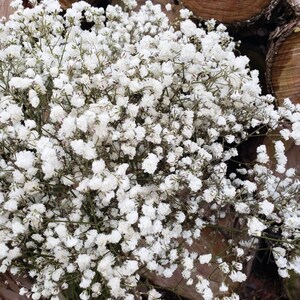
[0,0,299,299]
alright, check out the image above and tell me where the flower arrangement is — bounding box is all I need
[0,0,299,299]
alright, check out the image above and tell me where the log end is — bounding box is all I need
[182,0,275,25]
[267,21,300,105]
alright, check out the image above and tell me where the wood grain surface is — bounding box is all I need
[0,0,14,19]
[271,31,300,105]
[182,0,274,24]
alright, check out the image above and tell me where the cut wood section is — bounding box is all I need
[0,0,14,19]
[266,20,300,105]
[182,0,279,25]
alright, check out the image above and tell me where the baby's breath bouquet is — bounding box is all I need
[0,0,299,299]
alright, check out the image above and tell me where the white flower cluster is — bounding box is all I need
[0,0,299,299]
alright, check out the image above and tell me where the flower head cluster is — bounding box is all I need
[0,0,299,299]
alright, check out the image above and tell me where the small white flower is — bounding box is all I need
[0,243,9,260]
[0,193,4,204]
[52,268,64,282]
[235,202,250,214]
[12,222,26,235]
[97,254,115,273]
[165,3,172,11]
[199,254,212,264]
[4,199,18,212]
[243,180,257,193]
[50,105,66,122]
[259,200,274,216]
[278,268,289,278]
[256,145,269,164]
[9,77,32,89]
[91,282,102,294]
[123,260,139,276]
[71,95,85,108]
[77,254,91,271]
[180,19,197,37]
[79,291,89,300]
[29,89,40,108]
[247,217,267,237]
[108,230,122,244]
[70,139,97,160]
[15,151,35,170]
[189,176,202,192]
[273,247,286,261]
[7,247,21,260]
[176,211,186,223]
[142,153,159,174]
[92,160,105,174]
[180,8,192,19]
[274,140,287,173]
[275,256,288,269]
[108,277,123,297]
[29,204,46,214]
[180,43,196,63]
[203,188,217,203]
[219,262,230,274]
[148,289,161,299]
[219,282,228,292]
[229,270,247,282]
[196,276,213,300]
